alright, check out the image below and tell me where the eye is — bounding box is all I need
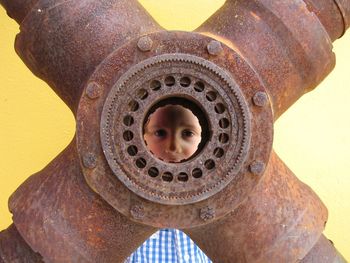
[154,129,167,137]
[182,129,195,138]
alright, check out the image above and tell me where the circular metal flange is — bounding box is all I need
[100,53,250,205]
[77,31,274,228]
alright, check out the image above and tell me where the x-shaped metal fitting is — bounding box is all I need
[0,0,349,262]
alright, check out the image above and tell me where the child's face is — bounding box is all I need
[144,105,202,163]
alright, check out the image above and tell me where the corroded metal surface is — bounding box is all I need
[0,225,43,262]
[8,139,157,262]
[77,31,273,228]
[100,53,251,205]
[184,151,328,262]
[301,235,347,263]
[195,0,336,120]
[0,0,349,262]
[3,0,163,113]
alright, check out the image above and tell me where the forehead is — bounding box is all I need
[147,105,200,128]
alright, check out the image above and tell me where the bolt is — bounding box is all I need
[86,82,101,99]
[130,205,145,219]
[207,40,223,56]
[200,206,215,221]
[249,160,265,176]
[252,91,269,107]
[137,36,153,52]
[82,153,97,169]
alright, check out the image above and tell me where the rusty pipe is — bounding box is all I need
[196,0,350,119]
[184,151,329,262]
[6,139,157,262]
[0,0,39,23]
[0,0,163,114]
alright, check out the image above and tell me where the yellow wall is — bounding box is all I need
[0,0,349,259]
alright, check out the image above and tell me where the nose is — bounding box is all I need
[167,136,181,153]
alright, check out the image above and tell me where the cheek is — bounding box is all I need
[182,138,201,156]
[145,137,164,155]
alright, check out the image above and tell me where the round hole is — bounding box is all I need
[194,81,205,92]
[165,76,176,86]
[143,97,209,164]
[205,159,216,170]
[123,131,134,141]
[150,80,162,91]
[123,115,134,126]
[137,89,148,100]
[148,167,159,177]
[219,118,230,129]
[206,91,217,102]
[162,172,173,182]
[180,77,191,87]
[178,172,189,182]
[129,100,139,112]
[127,145,138,156]
[213,147,224,158]
[219,133,229,144]
[135,158,147,169]
[215,103,226,114]
[192,168,203,179]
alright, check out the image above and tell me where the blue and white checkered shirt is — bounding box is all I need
[126,229,212,263]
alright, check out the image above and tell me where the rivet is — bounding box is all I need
[86,82,101,99]
[253,91,269,107]
[130,205,145,219]
[207,40,223,56]
[200,206,215,221]
[82,153,97,169]
[137,36,153,52]
[249,160,265,176]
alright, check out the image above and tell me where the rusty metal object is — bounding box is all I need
[8,139,157,262]
[0,0,349,262]
[184,151,328,262]
[301,235,348,263]
[77,31,273,228]
[0,225,43,262]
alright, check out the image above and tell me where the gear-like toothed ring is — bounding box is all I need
[100,53,251,205]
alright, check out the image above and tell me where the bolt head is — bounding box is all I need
[137,36,153,52]
[200,206,215,221]
[253,91,269,107]
[82,153,97,169]
[249,161,265,176]
[207,40,223,56]
[86,82,101,99]
[130,205,145,219]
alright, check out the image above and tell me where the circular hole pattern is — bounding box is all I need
[136,158,147,169]
[129,100,139,112]
[165,76,176,86]
[127,145,138,156]
[219,118,230,129]
[178,172,189,182]
[180,77,191,87]
[148,167,159,178]
[206,91,217,102]
[150,80,162,91]
[123,131,134,141]
[215,103,226,114]
[205,159,216,170]
[214,147,224,158]
[219,133,229,144]
[192,168,203,179]
[137,89,148,100]
[194,81,205,92]
[162,172,174,182]
[123,115,134,126]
